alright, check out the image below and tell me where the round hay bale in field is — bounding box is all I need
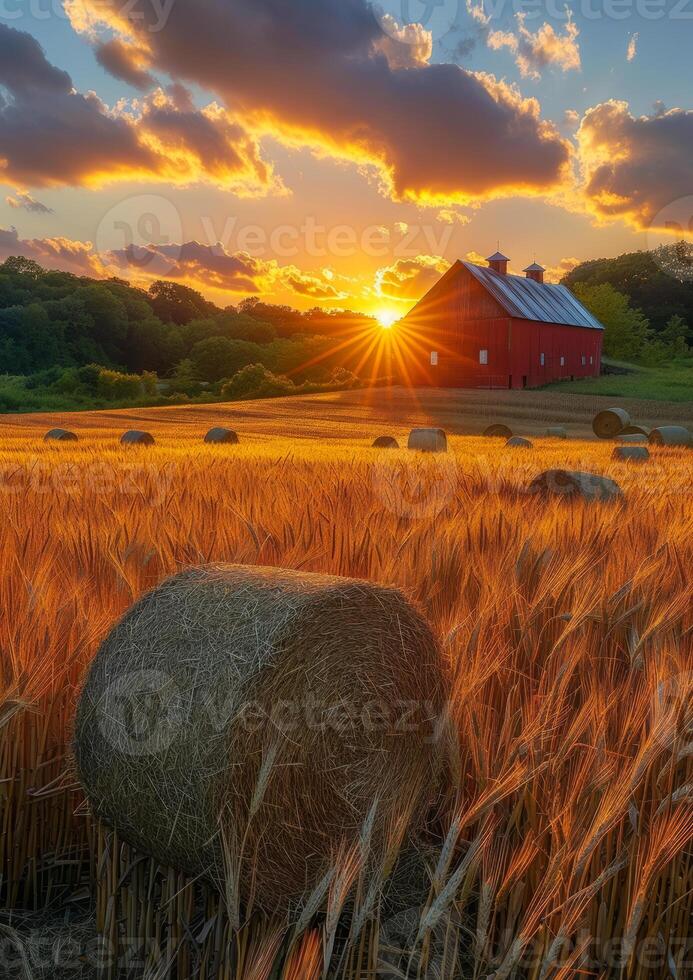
[407,428,447,453]
[120,430,155,447]
[592,407,630,439]
[612,446,650,462]
[617,434,648,444]
[529,469,622,503]
[44,428,78,442]
[75,565,447,911]
[648,426,692,447]
[506,436,533,449]
[620,424,650,436]
[483,424,512,439]
[546,427,567,439]
[204,427,239,445]
[372,435,400,449]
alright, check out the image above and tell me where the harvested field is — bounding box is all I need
[1,389,692,979]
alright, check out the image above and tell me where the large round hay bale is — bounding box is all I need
[372,435,399,449]
[44,428,78,442]
[592,407,630,439]
[617,434,648,444]
[75,565,447,911]
[506,436,533,449]
[620,424,650,436]
[483,424,512,439]
[648,426,692,447]
[204,427,239,445]
[120,430,155,447]
[612,446,650,462]
[529,469,622,502]
[407,428,447,453]
[546,427,567,439]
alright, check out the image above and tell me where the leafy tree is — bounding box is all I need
[660,314,690,355]
[221,363,295,401]
[148,281,215,325]
[168,358,202,396]
[190,337,264,383]
[571,283,652,360]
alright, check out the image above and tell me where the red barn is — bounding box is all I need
[399,252,604,389]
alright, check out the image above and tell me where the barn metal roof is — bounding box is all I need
[462,262,604,330]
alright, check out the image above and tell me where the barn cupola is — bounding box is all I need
[524,262,545,284]
[487,251,509,275]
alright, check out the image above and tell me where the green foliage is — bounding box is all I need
[168,358,202,396]
[190,337,265,383]
[563,245,693,334]
[571,283,652,360]
[220,364,295,401]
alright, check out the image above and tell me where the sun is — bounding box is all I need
[376,309,398,329]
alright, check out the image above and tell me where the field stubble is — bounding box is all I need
[0,417,691,979]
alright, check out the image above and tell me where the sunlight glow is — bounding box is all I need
[376,310,398,329]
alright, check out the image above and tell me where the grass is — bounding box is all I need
[543,358,693,402]
[1,412,692,978]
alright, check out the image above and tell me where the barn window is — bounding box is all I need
[581,355,586,366]
[590,355,593,365]
[560,356,565,367]
[430,351,438,366]
[479,349,488,365]
[540,352,545,366]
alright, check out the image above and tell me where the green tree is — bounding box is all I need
[571,283,652,361]
[660,314,690,355]
[190,337,263,383]
[169,358,201,396]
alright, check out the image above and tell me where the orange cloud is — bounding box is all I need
[375,255,450,302]
[0,25,279,195]
[488,14,581,81]
[65,0,571,206]
[577,100,693,229]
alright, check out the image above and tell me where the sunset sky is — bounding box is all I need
[1,0,691,319]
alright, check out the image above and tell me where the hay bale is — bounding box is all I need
[546,427,567,439]
[592,407,630,439]
[44,428,78,442]
[529,469,622,503]
[612,446,650,462]
[483,424,512,439]
[407,428,447,453]
[372,435,400,449]
[648,426,692,447]
[506,436,533,449]
[204,427,239,445]
[120,430,155,446]
[75,565,447,911]
[617,434,648,444]
[620,424,650,436]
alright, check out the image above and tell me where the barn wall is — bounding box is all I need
[400,263,603,389]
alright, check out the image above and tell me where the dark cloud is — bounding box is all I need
[0,25,276,192]
[0,226,102,275]
[6,192,54,214]
[578,101,693,228]
[105,241,272,291]
[68,0,571,203]
[95,39,157,91]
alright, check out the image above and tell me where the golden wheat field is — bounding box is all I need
[1,390,692,980]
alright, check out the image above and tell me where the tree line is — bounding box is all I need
[562,243,693,363]
[0,258,380,411]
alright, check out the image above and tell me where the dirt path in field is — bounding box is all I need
[2,386,691,441]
